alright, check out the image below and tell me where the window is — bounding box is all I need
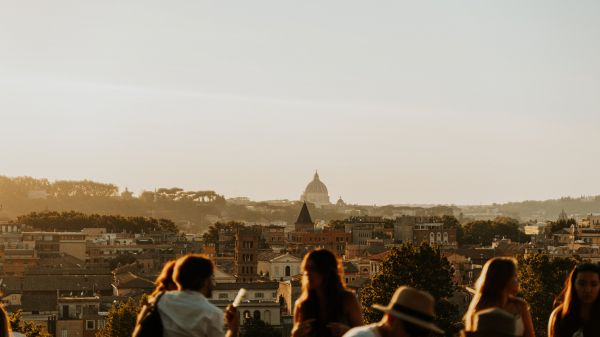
[255,292,264,298]
[61,330,68,337]
[86,320,95,330]
[97,320,105,330]
[253,310,261,320]
[285,266,291,277]
[219,293,229,299]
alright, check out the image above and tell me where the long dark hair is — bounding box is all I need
[550,263,600,336]
[465,257,517,329]
[0,305,10,337]
[296,249,346,325]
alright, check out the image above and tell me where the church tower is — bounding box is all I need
[295,202,315,232]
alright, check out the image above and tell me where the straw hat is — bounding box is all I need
[372,286,444,334]
[463,308,516,337]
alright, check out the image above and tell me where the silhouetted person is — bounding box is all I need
[292,249,363,337]
[157,254,240,337]
[343,286,444,337]
[548,263,600,337]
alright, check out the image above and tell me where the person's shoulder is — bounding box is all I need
[343,324,379,337]
[508,296,529,311]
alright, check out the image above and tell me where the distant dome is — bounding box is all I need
[305,172,329,194]
[300,171,331,206]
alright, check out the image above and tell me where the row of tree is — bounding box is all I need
[15,211,178,233]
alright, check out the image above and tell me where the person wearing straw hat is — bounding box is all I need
[461,307,517,337]
[343,286,444,337]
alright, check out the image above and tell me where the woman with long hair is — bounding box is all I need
[292,249,363,337]
[548,263,600,337]
[465,257,535,337]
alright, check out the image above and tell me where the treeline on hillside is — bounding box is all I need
[15,211,178,233]
[0,175,225,230]
[497,195,600,220]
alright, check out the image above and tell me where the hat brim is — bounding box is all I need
[373,304,445,334]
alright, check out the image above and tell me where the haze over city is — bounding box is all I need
[2,1,600,205]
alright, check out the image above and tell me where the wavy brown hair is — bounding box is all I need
[151,259,177,297]
[296,249,346,325]
[465,257,517,329]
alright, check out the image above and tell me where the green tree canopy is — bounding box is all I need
[517,252,578,337]
[96,297,140,337]
[9,310,50,337]
[462,217,528,245]
[359,242,460,336]
[549,218,577,233]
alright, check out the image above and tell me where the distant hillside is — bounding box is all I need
[0,175,225,231]
[496,196,600,220]
[0,175,462,232]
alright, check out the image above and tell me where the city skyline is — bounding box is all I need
[2,1,600,205]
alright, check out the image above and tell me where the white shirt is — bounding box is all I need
[158,290,225,337]
[343,324,382,337]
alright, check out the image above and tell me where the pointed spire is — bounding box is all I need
[314,170,319,181]
[295,202,313,225]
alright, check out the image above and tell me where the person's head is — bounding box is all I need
[461,307,517,337]
[173,254,215,296]
[374,286,444,337]
[300,249,344,292]
[297,249,345,323]
[558,263,600,317]
[154,260,178,293]
[465,257,517,329]
[475,257,518,300]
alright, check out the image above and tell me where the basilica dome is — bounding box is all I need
[301,171,331,206]
[305,172,329,194]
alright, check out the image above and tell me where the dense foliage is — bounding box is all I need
[549,218,577,233]
[96,297,140,337]
[359,243,460,336]
[16,211,177,233]
[517,252,579,337]
[461,217,528,245]
[9,310,50,337]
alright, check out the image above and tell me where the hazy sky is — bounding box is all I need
[1,1,600,205]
